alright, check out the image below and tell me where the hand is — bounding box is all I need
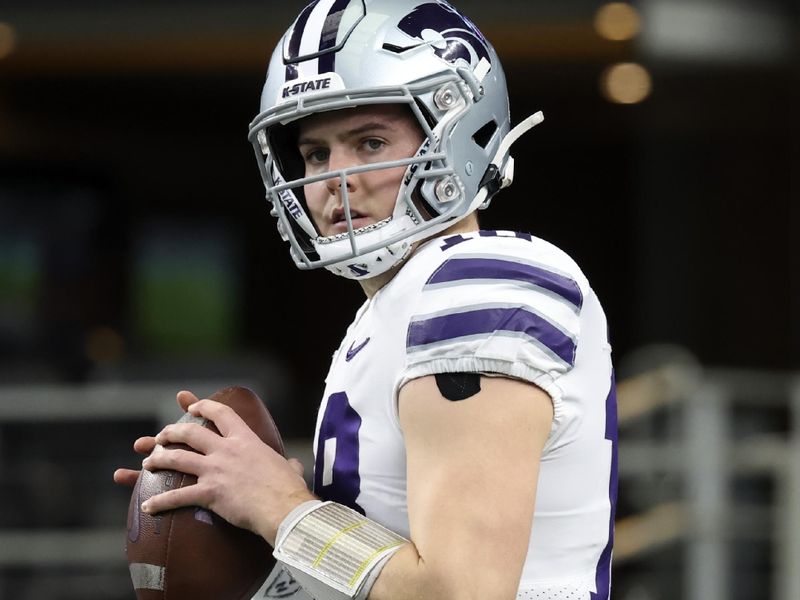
[138,393,316,545]
[112,390,199,487]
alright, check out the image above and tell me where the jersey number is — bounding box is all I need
[313,392,365,514]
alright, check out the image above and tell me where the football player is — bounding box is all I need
[115,1,618,598]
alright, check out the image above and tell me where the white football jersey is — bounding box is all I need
[311,230,617,600]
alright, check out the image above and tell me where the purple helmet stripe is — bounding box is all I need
[425,257,584,310]
[285,0,321,80]
[287,1,320,61]
[590,374,619,600]
[407,307,576,366]
[317,0,350,73]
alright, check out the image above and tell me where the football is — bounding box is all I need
[125,386,284,600]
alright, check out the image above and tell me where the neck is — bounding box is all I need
[358,215,480,298]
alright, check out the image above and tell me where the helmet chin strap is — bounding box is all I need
[474,110,545,211]
[323,241,414,280]
[317,214,418,280]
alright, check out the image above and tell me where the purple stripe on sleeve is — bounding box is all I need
[427,257,583,310]
[590,374,619,600]
[407,307,576,366]
[317,0,350,73]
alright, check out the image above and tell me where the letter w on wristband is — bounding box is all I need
[273,501,408,599]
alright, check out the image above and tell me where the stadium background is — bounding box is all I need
[0,0,796,598]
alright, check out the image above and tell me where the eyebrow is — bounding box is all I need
[297,121,394,147]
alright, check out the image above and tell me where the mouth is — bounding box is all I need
[329,208,372,234]
[317,216,393,243]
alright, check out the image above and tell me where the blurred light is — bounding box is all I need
[594,2,641,41]
[0,22,17,60]
[600,62,652,104]
[641,0,789,64]
[86,327,126,365]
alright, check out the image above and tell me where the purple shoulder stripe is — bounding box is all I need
[407,307,576,366]
[426,257,583,310]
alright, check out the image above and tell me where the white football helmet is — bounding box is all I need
[248,0,543,279]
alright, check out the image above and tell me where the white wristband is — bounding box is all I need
[273,501,408,600]
[276,499,324,544]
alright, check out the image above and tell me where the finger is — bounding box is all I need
[141,484,207,515]
[133,436,157,455]
[187,399,245,438]
[177,390,201,413]
[143,447,205,475]
[155,422,220,455]
[113,468,141,487]
[288,458,305,478]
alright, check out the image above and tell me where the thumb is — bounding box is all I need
[176,390,201,413]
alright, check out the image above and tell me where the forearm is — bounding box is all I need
[369,541,520,600]
[368,543,437,600]
[272,500,521,600]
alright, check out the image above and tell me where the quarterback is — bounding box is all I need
[115,1,618,598]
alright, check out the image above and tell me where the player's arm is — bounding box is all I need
[370,374,553,600]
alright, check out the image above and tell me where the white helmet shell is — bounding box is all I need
[248,0,540,280]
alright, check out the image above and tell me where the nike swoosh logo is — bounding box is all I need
[345,337,370,361]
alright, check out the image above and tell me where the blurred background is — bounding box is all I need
[0,0,797,598]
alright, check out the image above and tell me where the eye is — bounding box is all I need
[363,138,386,152]
[303,147,329,164]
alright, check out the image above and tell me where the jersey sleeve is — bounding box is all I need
[398,250,586,406]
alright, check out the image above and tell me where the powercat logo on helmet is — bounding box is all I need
[278,72,346,102]
[396,1,490,68]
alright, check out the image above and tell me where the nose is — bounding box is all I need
[324,175,348,195]
[324,147,356,195]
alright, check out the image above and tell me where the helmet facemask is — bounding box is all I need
[249,73,482,280]
[248,0,543,280]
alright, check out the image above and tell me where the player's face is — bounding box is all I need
[297,105,424,237]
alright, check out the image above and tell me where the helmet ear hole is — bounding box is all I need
[410,184,436,222]
[472,120,498,149]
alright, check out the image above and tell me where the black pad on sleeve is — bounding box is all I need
[435,372,481,401]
